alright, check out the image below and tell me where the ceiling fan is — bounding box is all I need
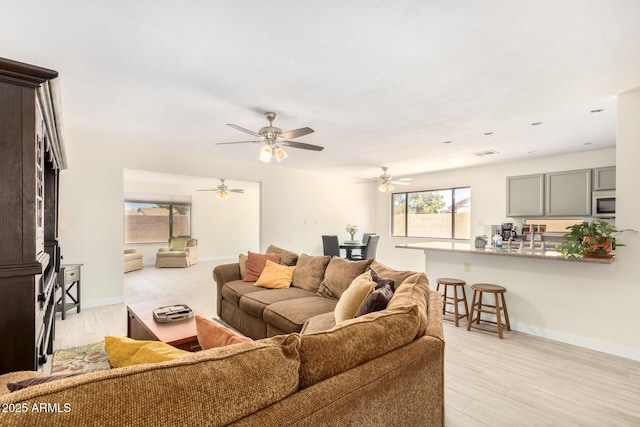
[197,179,244,200]
[357,167,413,192]
[216,112,324,162]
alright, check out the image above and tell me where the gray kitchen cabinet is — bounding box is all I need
[545,169,592,216]
[506,174,545,217]
[593,166,616,190]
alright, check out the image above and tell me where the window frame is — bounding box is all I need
[391,186,470,239]
[124,200,192,244]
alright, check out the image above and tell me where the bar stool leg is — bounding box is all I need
[467,290,477,331]
[453,285,460,327]
[501,292,511,331]
[475,291,483,325]
[494,292,504,339]
[461,285,469,321]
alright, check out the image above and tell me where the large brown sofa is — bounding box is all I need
[0,247,444,426]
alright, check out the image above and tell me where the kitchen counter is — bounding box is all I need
[396,241,615,264]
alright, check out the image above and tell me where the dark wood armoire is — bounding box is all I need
[0,57,67,374]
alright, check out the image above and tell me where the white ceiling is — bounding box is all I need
[3,1,640,180]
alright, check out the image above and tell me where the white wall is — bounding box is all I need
[59,141,374,308]
[374,141,640,359]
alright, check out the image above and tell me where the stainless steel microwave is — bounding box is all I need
[592,190,615,218]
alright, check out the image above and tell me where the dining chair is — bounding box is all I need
[322,235,341,257]
[351,235,380,260]
[361,232,377,245]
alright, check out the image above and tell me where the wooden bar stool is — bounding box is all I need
[467,283,511,339]
[435,278,469,327]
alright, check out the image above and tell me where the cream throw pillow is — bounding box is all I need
[255,260,296,289]
[334,271,376,323]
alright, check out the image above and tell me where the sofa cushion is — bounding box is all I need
[316,257,373,299]
[333,271,376,323]
[255,260,296,289]
[195,314,253,350]
[291,254,331,292]
[263,296,338,334]
[5,373,81,392]
[239,288,317,318]
[244,251,282,282]
[0,335,302,427]
[266,245,299,266]
[300,312,336,335]
[387,272,430,337]
[355,282,395,317]
[221,280,264,307]
[104,335,191,368]
[369,260,417,287]
[239,253,248,279]
[298,304,422,389]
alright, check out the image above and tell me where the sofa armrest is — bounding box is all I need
[124,249,138,255]
[213,263,241,317]
[425,288,445,343]
[157,247,171,253]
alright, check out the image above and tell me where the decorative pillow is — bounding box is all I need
[6,372,81,392]
[368,260,417,287]
[104,335,191,368]
[334,271,376,323]
[255,260,296,289]
[169,237,189,251]
[266,245,299,266]
[292,254,331,292]
[369,267,395,290]
[239,253,248,279]
[244,251,281,282]
[355,282,395,317]
[195,314,253,350]
[316,257,373,299]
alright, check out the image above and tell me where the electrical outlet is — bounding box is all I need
[464,262,470,272]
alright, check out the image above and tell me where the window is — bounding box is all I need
[392,187,470,239]
[124,201,191,243]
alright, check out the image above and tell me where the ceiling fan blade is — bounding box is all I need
[281,140,324,151]
[396,178,413,182]
[215,140,263,145]
[197,189,216,191]
[226,123,261,137]
[229,189,245,193]
[390,181,411,186]
[280,127,314,139]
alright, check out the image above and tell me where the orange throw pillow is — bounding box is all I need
[195,314,253,350]
[244,251,281,281]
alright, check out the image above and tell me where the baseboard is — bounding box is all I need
[82,296,125,309]
[512,322,640,362]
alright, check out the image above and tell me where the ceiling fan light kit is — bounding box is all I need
[378,183,394,192]
[217,112,323,163]
[358,167,412,192]
[197,179,245,200]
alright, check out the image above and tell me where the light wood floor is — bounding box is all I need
[54,260,640,426]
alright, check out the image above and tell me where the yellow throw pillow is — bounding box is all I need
[334,271,376,323]
[104,335,191,368]
[254,260,295,289]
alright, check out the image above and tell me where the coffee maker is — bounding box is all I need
[501,223,516,240]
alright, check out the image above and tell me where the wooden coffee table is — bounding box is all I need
[127,299,201,352]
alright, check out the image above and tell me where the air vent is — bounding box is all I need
[473,150,500,157]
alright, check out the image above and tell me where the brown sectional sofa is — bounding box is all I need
[0,246,445,426]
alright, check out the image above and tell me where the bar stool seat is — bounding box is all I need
[435,278,469,327]
[467,283,511,339]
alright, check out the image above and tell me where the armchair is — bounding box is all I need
[155,237,198,268]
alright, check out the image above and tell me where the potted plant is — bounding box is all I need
[474,235,488,249]
[555,220,623,259]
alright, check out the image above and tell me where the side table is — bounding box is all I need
[57,263,82,320]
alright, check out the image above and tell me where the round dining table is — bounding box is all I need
[339,241,366,260]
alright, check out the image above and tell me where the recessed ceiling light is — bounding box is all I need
[531,122,542,126]
[590,109,604,113]
[484,132,493,136]
[472,150,499,157]
[584,142,592,146]
[528,150,537,154]
[443,140,452,144]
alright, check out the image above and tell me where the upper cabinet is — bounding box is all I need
[545,169,592,216]
[506,174,545,217]
[593,166,616,191]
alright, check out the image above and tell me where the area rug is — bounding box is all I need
[52,341,110,374]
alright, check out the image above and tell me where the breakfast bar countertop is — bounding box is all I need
[396,241,615,264]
